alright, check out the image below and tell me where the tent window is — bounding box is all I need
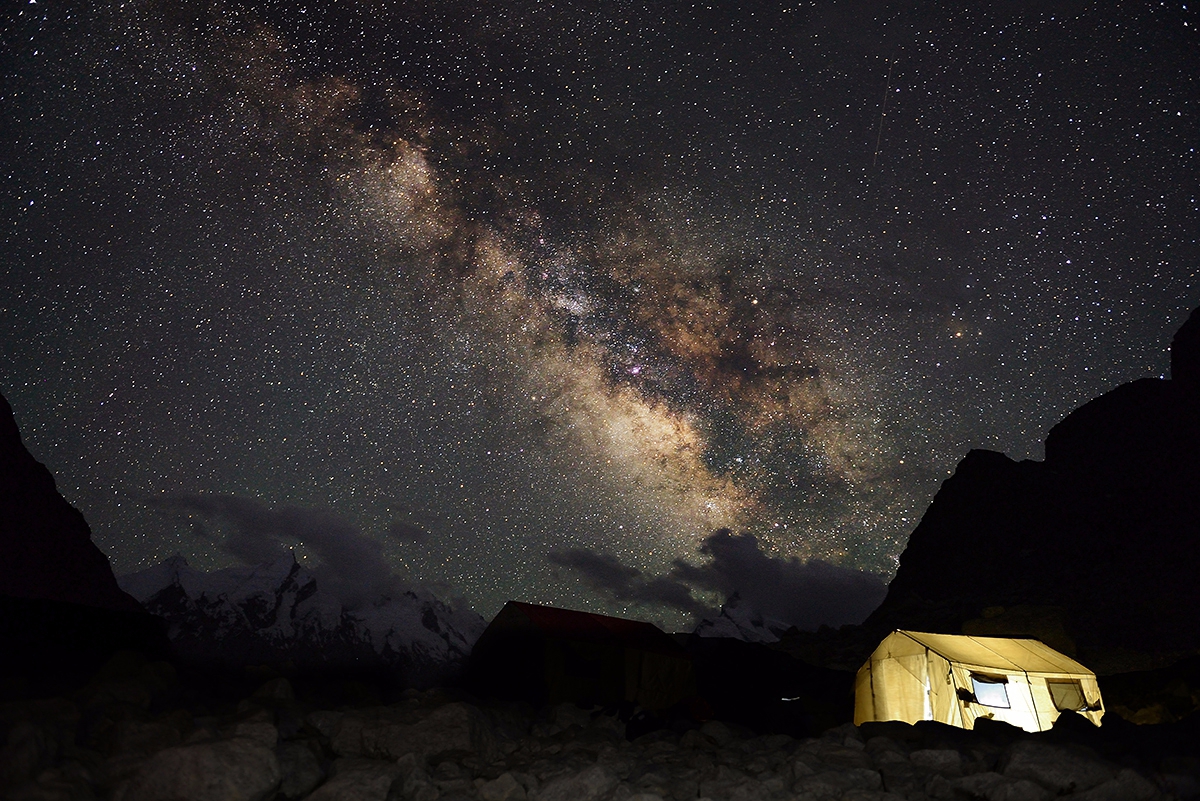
[1048,680,1086,712]
[970,674,1010,708]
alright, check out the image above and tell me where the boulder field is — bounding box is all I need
[2,654,1198,801]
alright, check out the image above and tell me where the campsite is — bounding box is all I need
[7,0,1200,794]
[1,309,1199,799]
[853,631,1104,732]
[3,617,1200,801]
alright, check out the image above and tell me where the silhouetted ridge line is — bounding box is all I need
[0,390,169,690]
[866,305,1200,672]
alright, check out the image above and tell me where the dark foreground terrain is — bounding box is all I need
[2,649,1199,801]
[5,309,1200,800]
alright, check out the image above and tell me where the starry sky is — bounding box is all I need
[2,1,1198,631]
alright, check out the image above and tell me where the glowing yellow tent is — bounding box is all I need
[854,630,1104,732]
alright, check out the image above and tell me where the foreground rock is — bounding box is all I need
[3,659,1196,801]
[312,701,497,763]
[113,736,281,801]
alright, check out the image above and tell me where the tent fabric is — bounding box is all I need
[895,630,1093,675]
[854,630,1104,732]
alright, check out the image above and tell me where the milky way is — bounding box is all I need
[2,1,1197,630]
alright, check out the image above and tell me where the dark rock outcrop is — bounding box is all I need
[0,392,142,612]
[6,673,1196,801]
[1172,304,1200,385]
[0,390,168,691]
[867,305,1200,668]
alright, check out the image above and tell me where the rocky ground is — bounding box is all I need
[3,653,1200,801]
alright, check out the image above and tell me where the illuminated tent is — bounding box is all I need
[854,630,1104,732]
[469,601,695,711]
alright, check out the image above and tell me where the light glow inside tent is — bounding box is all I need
[854,630,1104,732]
[971,675,1010,708]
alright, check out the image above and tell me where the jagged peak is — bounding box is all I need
[694,592,788,643]
[249,550,302,581]
[163,553,189,569]
[116,556,487,670]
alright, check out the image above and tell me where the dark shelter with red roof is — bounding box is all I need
[469,601,695,712]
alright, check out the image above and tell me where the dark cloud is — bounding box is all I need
[151,494,397,606]
[673,529,888,630]
[386,519,431,545]
[546,549,708,616]
[551,528,887,631]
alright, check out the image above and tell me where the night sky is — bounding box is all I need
[3,1,1198,631]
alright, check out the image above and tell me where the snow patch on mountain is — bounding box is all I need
[693,592,790,643]
[118,554,485,686]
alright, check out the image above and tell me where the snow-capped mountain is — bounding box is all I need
[118,554,486,686]
[693,592,790,644]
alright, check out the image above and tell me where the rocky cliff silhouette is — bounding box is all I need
[866,305,1200,669]
[0,391,168,691]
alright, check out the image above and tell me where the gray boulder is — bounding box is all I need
[1000,740,1115,794]
[952,771,1052,801]
[1070,768,1162,801]
[479,772,527,801]
[304,758,402,801]
[5,760,98,801]
[792,767,883,798]
[112,736,280,801]
[535,764,620,801]
[276,739,325,800]
[0,698,80,791]
[328,702,497,763]
[909,747,963,777]
[390,752,441,801]
[876,761,934,797]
